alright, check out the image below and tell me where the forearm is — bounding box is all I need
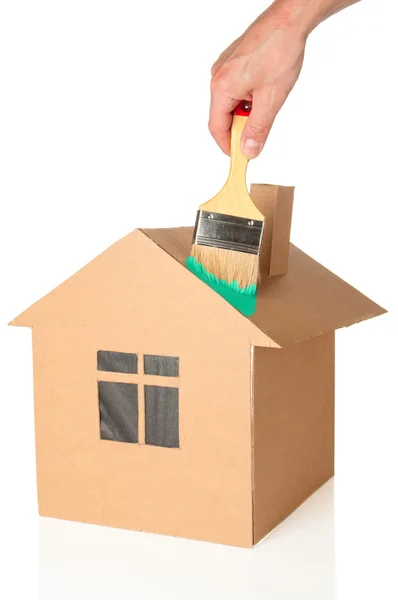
[270,0,361,34]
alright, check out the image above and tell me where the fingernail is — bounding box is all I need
[243,139,262,158]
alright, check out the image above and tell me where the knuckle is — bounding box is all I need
[210,70,230,93]
[210,63,218,77]
[247,120,269,137]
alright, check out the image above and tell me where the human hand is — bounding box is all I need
[209,4,307,158]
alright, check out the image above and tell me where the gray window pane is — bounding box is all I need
[145,385,179,448]
[98,381,138,443]
[144,355,179,377]
[97,350,138,374]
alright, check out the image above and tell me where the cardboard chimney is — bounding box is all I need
[9,184,385,547]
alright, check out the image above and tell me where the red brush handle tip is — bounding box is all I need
[233,100,252,116]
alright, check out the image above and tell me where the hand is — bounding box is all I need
[209,5,307,158]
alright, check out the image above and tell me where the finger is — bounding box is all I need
[240,88,276,159]
[208,92,238,155]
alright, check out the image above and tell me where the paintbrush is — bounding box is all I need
[186,101,265,316]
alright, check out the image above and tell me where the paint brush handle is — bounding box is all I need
[199,101,264,221]
[228,101,252,190]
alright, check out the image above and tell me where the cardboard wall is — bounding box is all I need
[252,332,335,544]
[30,231,255,547]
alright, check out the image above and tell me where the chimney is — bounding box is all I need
[250,184,294,279]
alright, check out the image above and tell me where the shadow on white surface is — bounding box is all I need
[39,479,335,600]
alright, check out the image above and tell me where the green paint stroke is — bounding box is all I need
[186,256,257,317]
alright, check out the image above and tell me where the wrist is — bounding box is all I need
[269,0,359,37]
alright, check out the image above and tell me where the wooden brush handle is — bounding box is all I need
[228,101,252,192]
[200,101,264,221]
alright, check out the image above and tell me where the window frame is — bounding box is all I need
[96,350,180,449]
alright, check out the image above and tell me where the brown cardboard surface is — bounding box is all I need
[250,184,294,277]
[252,332,335,544]
[17,230,259,547]
[10,228,274,348]
[12,226,385,348]
[9,217,385,546]
[268,186,294,276]
[139,227,386,346]
[252,244,386,346]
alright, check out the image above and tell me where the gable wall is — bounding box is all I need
[30,231,257,547]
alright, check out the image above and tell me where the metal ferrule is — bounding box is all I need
[192,210,264,255]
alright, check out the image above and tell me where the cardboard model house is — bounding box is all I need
[10,184,385,548]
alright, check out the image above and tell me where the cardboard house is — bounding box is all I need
[10,184,385,548]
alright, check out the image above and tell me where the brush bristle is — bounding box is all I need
[190,244,259,289]
[186,256,257,316]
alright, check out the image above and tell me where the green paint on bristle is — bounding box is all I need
[186,256,257,317]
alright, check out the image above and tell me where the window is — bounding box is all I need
[98,350,138,374]
[145,385,179,448]
[97,351,179,448]
[98,381,138,443]
[144,355,179,377]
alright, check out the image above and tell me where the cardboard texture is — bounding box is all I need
[142,226,385,346]
[253,332,335,543]
[250,183,294,278]
[10,184,385,547]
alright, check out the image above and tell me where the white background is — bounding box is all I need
[0,1,397,598]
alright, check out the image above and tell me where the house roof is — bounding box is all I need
[10,226,385,348]
[141,227,386,347]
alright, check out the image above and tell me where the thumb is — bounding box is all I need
[240,91,274,159]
